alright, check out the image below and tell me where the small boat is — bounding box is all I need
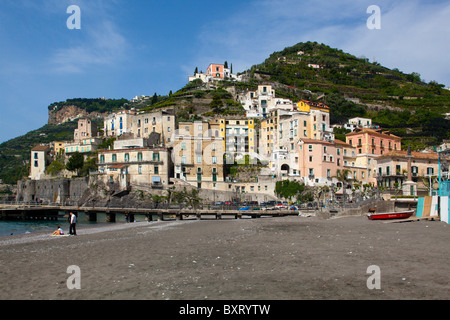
[367,210,414,220]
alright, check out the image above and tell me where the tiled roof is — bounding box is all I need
[31,145,50,152]
[378,150,439,160]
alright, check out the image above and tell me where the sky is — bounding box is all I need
[0,0,449,143]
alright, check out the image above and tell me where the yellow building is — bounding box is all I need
[173,121,225,188]
[209,117,256,164]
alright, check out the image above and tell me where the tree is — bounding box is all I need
[333,169,353,204]
[224,61,228,68]
[275,180,306,201]
[194,67,198,74]
[46,152,65,176]
[79,156,98,177]
[66,152,84,176]
[151,93,158,105]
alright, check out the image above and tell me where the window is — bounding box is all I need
[427,167,434,175]
[181,142,186,150]
[212,156,217,164]
[327,169,331,178]
[112,154,117,162]
[34,152,38,159]
[308,145,313,152]
[197,156,202,164]
[124,153,130,162]
[153,153,160,162]
[137,152,143,162]
[181,156,186,164]
[138,166,142,174]
[309,156,313,162]
[154,166,159,174]
[100,155,105,163]
[34,160,38,167]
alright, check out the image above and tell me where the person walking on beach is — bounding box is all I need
[69,212,77,236]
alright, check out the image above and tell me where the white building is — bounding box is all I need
[239,84,294,118]
[348,117,372,128]
[29,145,51,180]
[103,110,136,137]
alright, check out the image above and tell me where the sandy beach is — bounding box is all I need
[0,215,448,301]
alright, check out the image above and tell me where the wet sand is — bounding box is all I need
[0,215,448,300]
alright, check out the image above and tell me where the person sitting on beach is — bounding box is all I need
[52,226,64,236]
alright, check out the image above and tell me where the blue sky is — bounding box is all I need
[1,0,449,143]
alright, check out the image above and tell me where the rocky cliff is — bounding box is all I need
[48,105,109,125]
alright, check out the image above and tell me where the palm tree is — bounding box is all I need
[333,169,353,206]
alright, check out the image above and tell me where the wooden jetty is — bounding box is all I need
[0,204,302,222]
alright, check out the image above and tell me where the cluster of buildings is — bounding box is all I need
[188,63,242,83]
[29,68,448,200]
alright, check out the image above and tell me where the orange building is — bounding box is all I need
[206,64,225,80]
[346,128,401,156]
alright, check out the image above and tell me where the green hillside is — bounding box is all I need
[244,41,450,149]
[0,122,77,184]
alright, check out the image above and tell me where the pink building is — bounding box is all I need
[298,139,343,186]
[346,128,401,156]
[206,64,225,80]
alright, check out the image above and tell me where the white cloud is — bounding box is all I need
[51,20,127,74]
[191,0,450,85]
[49,1,128,74]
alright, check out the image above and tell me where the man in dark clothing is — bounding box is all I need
[69,212,77,235]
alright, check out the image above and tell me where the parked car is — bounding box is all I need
[224,201,232,205]
[215,201,224,205]
[238,206,250,211]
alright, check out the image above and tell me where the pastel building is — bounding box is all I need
[103,110,136,137]
[348,117,372,129]
[210,118,256,164]
[64,138,102,157]
[376,150,440,192]
[97,143,172,189]
[346,128,401,156]
[188,63,240,83]
[74,118,97,142]
[240,84,294,118]
[129,109,175,146]
[29,145,51,180]
[173,121,225,189]
[297,139,343,186]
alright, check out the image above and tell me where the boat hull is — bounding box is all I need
[367,210,414,220]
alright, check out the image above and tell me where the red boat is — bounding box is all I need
[367,210,414,220]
